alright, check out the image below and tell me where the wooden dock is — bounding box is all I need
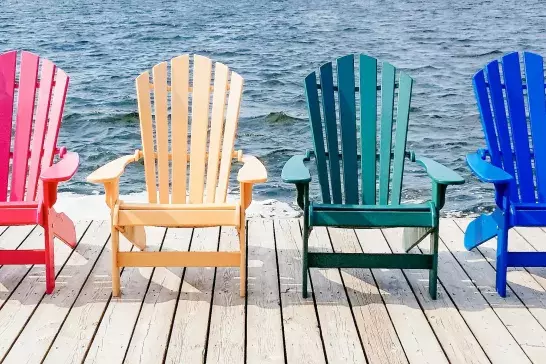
[0,218,545,363]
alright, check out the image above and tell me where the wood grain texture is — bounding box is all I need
[440,219,546,362]
[309,227,367,364]
[206,227,244,363]
[0,221,90,361]
[43,228,133,364]
[328,227,409,364]
[124,228,192,364]
[3,221,109,364]
[152,62,170,204]
[165,227,220,363]
[83,227,166,364]
[354,228,447,364]
[246,219,284,363]
[274,219,326,364]
[382,228,502,364]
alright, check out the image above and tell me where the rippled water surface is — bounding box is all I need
[1,0,545,214]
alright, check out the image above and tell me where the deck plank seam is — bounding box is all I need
[379,227,490,363]
[41,223,112,362]
[0,220,94,363]
[161,227,195,364]
[350,227,410,364]
[434,227,534,363]
[271,219,289,364]
[120,228,169,363]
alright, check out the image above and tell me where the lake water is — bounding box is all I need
[1,0,545,215]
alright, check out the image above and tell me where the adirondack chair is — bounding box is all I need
[0,50,79,293]
[465,51,546,297]
[87,55,266,297]
[282,54,464,299]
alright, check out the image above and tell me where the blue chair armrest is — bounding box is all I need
[415,156,465,185]
[282,155,311,184]
[467,152,513,184]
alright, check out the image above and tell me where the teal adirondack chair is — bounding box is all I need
[281,54,464,299]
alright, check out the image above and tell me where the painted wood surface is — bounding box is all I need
[0,218,542,364]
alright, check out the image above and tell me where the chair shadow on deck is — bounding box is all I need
[1,224,546,311]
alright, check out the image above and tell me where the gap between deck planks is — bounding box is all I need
[0,219,544,363]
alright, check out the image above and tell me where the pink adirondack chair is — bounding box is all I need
[0,50,79,294]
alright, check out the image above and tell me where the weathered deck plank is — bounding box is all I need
[0,220,91,361]
[83,227,166,364]
[309,227,367,364]
[353,228,446,364]
[382,228,491,364]
[164,227,220,364]
[206,227,245,364]
[3,221,109,364]
[246,219,284,364]
[274,219,326,364]
[123,228,192,364]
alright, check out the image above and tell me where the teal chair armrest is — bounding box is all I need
[281,154,311,184]
[415,156,465,186]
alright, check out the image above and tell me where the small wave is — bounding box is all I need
[263,112,303,123]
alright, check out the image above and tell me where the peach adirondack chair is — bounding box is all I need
[0,51,79,293]
[88,55,267,297]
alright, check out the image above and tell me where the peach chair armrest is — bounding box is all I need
[87,154,138,184]
[237,155,267,184]
[41,152,80,183]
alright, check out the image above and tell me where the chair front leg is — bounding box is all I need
[297,182,310,298]
[44,210,55,294]
[239,182,253,297]
[496,188,510,297]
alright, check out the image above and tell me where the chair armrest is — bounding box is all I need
[87,154,137,184]
[281,155,311,184]
[41,152,79,183]
[467,152,513,184]
[415,156,465,185]
[237,155,267,184]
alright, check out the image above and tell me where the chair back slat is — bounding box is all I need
[337,55,359,204]
[485,63,515,174]
[390,73,413,205]
[135,72,158,203]
[188,55,212,204]
[170,55,190,204]
[304,72,331,203]
[0,51,17,201]
[152,62,170,204]
[10,52,39,201]
[319,63,341,204]
[215,72,243,202]
[359,55,377,205]
[523,53,546,202]
[136,55,244,205]
[378,62,396,205]
[206,62,229,203]
[305,54,414,206]
[502,53,534,202]
[26,60,55,201]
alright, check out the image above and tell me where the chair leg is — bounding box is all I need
[496,225,509,297]
[428,227,439,300]
[239,220,247,298]
[44,220,55,294]
[111,225,121,297]
[302,222,309,299]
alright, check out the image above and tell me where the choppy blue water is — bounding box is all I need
[1,0,545,214]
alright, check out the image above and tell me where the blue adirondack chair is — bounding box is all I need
[465,51,546,297]
[281,54,464,299]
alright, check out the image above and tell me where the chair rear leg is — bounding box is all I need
[239,220,247,298]
[302,223,309,299]
[428,227,439,299]
[111,225,121,297]
[496,225,509,297]
[44,221,55,294]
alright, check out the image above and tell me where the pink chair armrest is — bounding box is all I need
[41,151,79,183]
